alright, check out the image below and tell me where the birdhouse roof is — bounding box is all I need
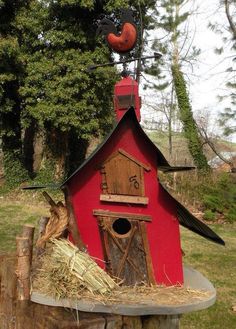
[62,107,194,186]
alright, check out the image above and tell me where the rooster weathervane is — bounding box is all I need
[96,9,138,54]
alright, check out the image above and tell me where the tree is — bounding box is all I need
[220,0,236,136]
[209,0,236,137]
[18,0,119,182]
[18,0,158,182]
[197,111,235,171]
[144,0,210,170]
[0,0,157,186]
[0,0,29,187]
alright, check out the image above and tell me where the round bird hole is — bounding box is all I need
[112,218,131,236]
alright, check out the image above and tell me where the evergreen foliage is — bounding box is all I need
[18,0,119,181]
[166,170,236,223]
[0,0,29,186]
[0,0,156,185]
[201,173,236,223]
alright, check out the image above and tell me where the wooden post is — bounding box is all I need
[16,237,31,301]
[22,224,35,265]
[0,255,17,329]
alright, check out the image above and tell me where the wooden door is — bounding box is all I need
[94,211,155,286]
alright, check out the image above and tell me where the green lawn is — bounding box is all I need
[181,224,236,328]
[0,191,49,253]
[0,193,235,328]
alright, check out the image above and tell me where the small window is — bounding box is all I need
[115,94,135,109]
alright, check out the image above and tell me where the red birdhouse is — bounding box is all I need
[114,76,141,122]
[61,108,224,287]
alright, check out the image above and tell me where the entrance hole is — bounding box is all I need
[112,218,131,236]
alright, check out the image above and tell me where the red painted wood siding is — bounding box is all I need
[68,118,183,285]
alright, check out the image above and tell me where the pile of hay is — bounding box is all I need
[33,238,213,306]
[33,239,118,299]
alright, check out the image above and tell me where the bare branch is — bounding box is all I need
[224,0,236,39]
[198,125,234,168]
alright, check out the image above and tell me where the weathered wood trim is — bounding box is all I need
[118,149,151,171]
[101,148,151,171]
[100,165,109,194]
[93,210,152,222]
[102,223,144,279]
[116,226,137,277]
[100,194,149,205]
[139,222,156,285]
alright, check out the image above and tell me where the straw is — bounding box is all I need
[33,238,118,299]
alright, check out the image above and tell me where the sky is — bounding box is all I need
[139,0,236,142]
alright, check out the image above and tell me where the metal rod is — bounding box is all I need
[87,53,162,71]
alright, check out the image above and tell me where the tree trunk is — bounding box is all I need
[1,81,28,186]
[67,131,89,175]
[23,122,37,176]
[171,64,210,171]
[35,128,69,182]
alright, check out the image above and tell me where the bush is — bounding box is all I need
[202,173,236,222]
[203,210,216,221]
[162,171,236,223]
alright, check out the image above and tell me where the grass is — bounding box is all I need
[0,190,54,253]
[0,191,235,327]
[181,224,236,328]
